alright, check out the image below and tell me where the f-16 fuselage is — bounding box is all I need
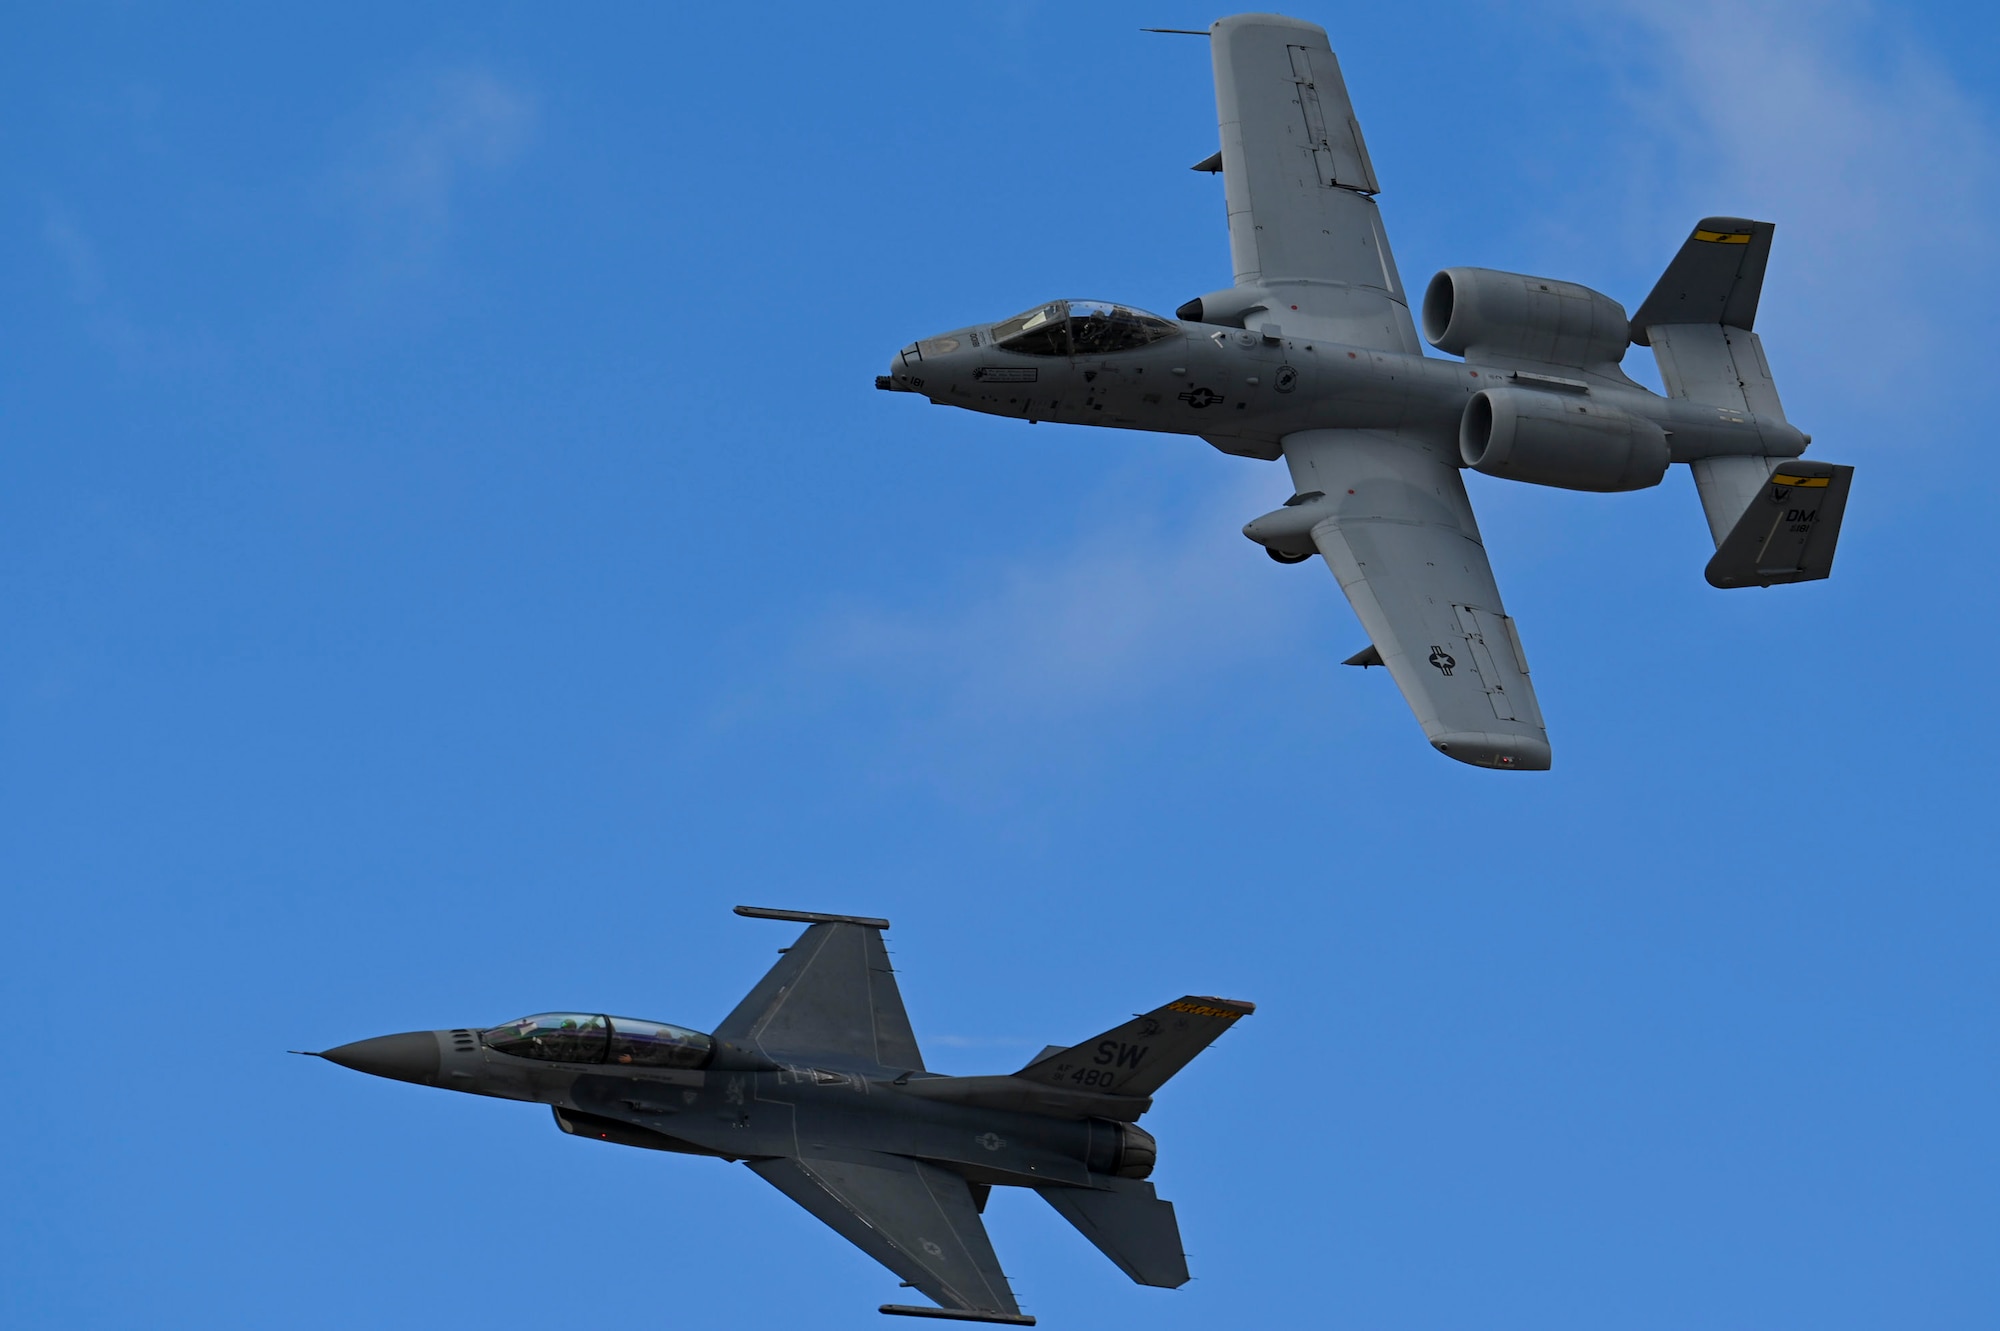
[320,1016,1160,1191]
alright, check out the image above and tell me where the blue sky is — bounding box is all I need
[3,3,1994,1327]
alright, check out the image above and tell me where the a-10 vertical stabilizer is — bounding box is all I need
[1632,217,1855,584]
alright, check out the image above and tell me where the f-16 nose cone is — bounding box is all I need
[321,1031,442,1086]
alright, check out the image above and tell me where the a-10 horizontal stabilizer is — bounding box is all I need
[1037,1178,1189,1289]
[1016,996,1253,1098]
[1705,460,1855,589]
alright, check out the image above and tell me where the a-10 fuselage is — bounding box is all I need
[325,1023,1157,1189]
[881,302,1804,466]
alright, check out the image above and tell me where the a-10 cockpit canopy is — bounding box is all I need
[991,300,1180,356]
[482,1013,713,1068]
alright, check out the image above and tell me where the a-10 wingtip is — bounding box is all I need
[1430,732,1553,771]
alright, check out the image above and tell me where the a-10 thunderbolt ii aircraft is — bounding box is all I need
[879,13,1853,771]
[305,906,1253,1325]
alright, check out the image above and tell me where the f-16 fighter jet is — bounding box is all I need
[306,907,1253,1325]
[879,13,1852,771]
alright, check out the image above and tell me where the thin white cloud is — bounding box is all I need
[41,204,107,305]
[1596,1,1994,402]
[795,466,1307,728]
[338,68,537,254]
[40,199,146,362]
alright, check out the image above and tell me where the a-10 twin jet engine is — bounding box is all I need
[879,13,1852,771]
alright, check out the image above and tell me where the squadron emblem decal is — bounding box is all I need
[1428,646,1457,676]
[1274,365,1298,393]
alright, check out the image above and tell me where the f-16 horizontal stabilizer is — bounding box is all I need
[1037,1178,1189,1288]
[1705,460,1854,589]
[1016,995,1252,1098]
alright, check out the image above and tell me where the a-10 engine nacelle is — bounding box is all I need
[1424,266,1666,492]
[1459,387,1669,493]
[1422,267,1633,370]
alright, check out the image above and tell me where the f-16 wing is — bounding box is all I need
[1284,429,1551,770]
[716,908,925,1074]
[750,1152,1029,1324]
[1206,14,1420,352]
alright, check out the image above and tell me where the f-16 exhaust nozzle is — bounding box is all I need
[319,1031,442,1086]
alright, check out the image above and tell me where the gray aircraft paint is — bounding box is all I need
[879,14,1853,772]
[307,907,1252,1326]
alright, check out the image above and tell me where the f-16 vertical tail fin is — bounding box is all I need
[1036,1178,1190,1288]
[1014,996,1252,1098]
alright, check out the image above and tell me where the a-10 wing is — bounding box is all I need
[1208,14,1420,352]
[1210,18,1549,767]
[1287,430,1551,770]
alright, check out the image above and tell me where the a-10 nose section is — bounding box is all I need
[878,329,991,395]
[320,1031,443,1086]
[877,340,932,393]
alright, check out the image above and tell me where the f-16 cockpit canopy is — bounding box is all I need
[482,1013,713,1068]
[991,300,1180,356]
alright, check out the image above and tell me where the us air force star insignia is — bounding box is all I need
[921,1239,944,1257]
[1177,386,1225,408]
[1275,365,1297,393]
[976,1132,1005,1151]
[1428,646,1457,676]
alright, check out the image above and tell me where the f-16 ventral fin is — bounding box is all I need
[717,910,921,1071]
[1017,995,1252,1098]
